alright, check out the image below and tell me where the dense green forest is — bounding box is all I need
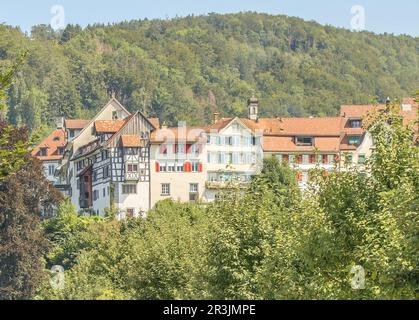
[0,12,418,133]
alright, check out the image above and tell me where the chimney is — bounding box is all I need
[213,112,220,124]
[248,95,259,121]
[55,117,64,129]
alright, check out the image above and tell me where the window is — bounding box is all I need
[69,130,75,138]
[191,161,199,172]
[48,165,55,176]
[57,147,64,155]
[93,171,97,182]
[190,183,198,193]
[40,148,48,157]
[176,162,184,172]
[122,184,137,194]
[358,154,366,164]
[302,155,309,165]
[349,119,362,128]
[127,164,138,172]
[125,148,139,155]
[289,155,296,164]
[160,162,167,172]
[276,154,283,162]
[216,136,225,146]
[168,162,176,172]
[232,153,240,164]
[112,111,118,120]
[346,154,353,163]
[218,153,225,164]
[93,190,99,201]
[101,150,108,160]
[103,188,106,197]
[296,136,313,146]
[103,165,110,178]
[328,154,335,164]
[348,135,361,145]
[161,183,170,196]
[177,144,185,154]
[189,183,199,201]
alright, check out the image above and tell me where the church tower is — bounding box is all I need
[248,95,259,121]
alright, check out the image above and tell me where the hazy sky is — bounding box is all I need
[1,0,418,36]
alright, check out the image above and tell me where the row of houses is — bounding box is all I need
[32,96,418,218]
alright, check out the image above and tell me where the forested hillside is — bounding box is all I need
[1,12,418,132]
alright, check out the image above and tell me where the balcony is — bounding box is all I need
[125,171,140,181]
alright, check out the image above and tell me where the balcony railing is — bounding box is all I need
[125,171,140,181]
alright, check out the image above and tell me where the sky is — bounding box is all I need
[0,0,418,36]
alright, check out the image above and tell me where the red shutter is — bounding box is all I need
[198,162,203,172]
[155,161,160,172]
[323,154,328,164]
[334,154,340,162]
[184,162,191,172]
[174,144,177,154]
[297,155,302,164]
[283,155,289,162]
[310,154,316,164]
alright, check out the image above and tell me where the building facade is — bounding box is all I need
[33,96,418,218]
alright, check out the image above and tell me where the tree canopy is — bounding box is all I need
[0,12,418,132]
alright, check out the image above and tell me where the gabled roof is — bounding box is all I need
[207,116,342,137]
[31,129,66,161]
[65,119,90,130]
[94,119,127,133]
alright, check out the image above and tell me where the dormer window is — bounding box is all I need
[40,147,48,156]
[296,136,313,146]
[348,135,362,145]
[349,119,362,128]
[57,147,65,155]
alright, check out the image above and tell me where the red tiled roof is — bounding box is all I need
[31,129,66,161]
[121,135,142,147]
[94,120,126,133]
[263,136,340,152]
[206,117,342,136]
[65,119,90,130]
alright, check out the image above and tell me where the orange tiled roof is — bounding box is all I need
[31,129,66,161]
[263,136,340,152]
[94,120,126,133]
[151,126,205,143]
[121,135,142,147]
[65,119,90,130]
[206,117,342,136]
